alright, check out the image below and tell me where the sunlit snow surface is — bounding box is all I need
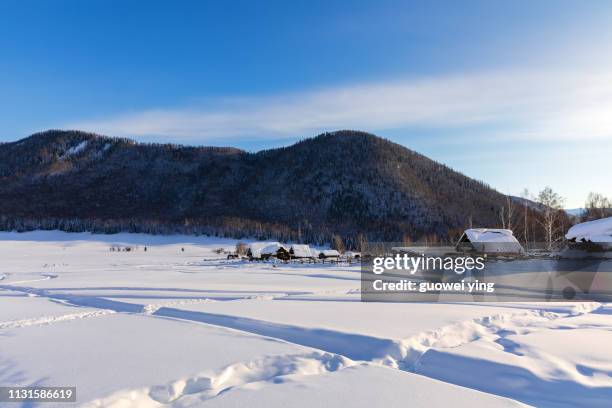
[1,231,611,407]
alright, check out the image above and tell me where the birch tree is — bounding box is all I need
[520,188,531,245]
[536,187,565,250]
[505,195,515,231]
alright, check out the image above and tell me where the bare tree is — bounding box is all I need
[356,233,368,252]
[331,234,345,253]
[235,242,248,256]
[520,188,531,245]
[505,195,515,231]
[536,187,565,250]
[584,192,612,221]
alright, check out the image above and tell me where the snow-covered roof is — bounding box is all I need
[319,249,340,257]
[460,229,523,253]
[464,229,517,243]
[566,217,612,243]
[248,242,285,257]
[344,251,361,257]
[290,244,313,258]
[261,242,287,255]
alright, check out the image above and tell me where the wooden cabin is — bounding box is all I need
[290,244,314,259]
[318,249,341,260]
[247,242,290,260]
[566,217,612,251]
[456,229,523,254]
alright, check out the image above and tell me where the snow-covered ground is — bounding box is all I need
[1,231,611,407]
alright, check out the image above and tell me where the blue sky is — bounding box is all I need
[1,0,611,207]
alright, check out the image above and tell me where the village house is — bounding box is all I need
[248,242,288,260]
[290,244,314,260]
[565,216,612,251]
[344,251,361,260]
[318,249,341,260]
[456,228,524,254]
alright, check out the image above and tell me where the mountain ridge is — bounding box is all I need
[0,129,511,245]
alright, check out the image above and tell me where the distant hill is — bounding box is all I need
[565,208,585,217]
[0,130,513,245]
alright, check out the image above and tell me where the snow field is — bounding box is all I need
[1,230,611,407]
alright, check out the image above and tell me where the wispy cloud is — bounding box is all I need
[67,69,612,143]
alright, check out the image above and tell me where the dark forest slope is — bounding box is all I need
[0,130,508,244]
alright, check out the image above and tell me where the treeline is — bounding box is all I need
[0,216,304,242]
[581,192,612,221]
[0,215,368,247]
[2,190,608,251]
[0,216,443,249]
